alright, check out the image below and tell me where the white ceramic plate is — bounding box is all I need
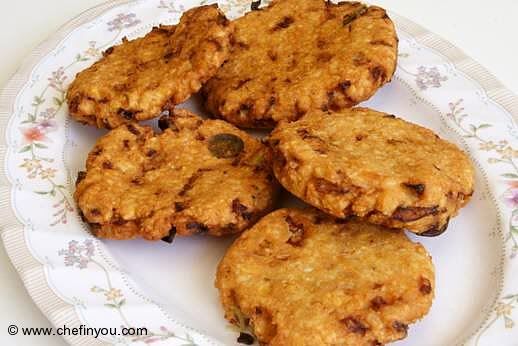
[1,1,518,345]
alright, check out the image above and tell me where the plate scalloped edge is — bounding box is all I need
[0,3,133,346]
[1,1,517,345]
[391,11,518,346]
[0,3,208,346]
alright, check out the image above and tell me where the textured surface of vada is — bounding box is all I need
[74,109,277,240]
[67,4,233,128]
[269,108,474,235]
[216,208,435,346]
[203,0,398,128]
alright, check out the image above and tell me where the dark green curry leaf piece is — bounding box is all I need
[208,133,244,159]
[161,227,176,243]
[237,332,254,345]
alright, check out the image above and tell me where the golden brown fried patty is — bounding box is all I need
[216,208,435,346]
[67,5,233,129]
[269,108,474,235]
[203,0,398,128]
[74,109,278,240]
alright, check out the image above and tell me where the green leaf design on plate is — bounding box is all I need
[53,96,64,107]
[32,96,45,106]
[19,145,32,153]
[75,53,89,62]
[104,303,119,309]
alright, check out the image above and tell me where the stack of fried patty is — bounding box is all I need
[67,1,474,345]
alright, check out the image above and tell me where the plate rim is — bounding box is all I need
[1,1,517,345]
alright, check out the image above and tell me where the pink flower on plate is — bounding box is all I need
[20,126,50,145]
[107,13,141,32]
[415,66,448,90]
[58,239,95,269]
[19,120,56,146]
[40,107,57,120]
[48,67,67,90]
[143,338,162,344]
[36,119,58,133]
[503,187,518,208]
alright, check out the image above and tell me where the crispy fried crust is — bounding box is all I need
[216,208,435,346]
[74,109,278,240]
[67,5,233,129]
[203,0,398,128]
[269,108,475,235]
